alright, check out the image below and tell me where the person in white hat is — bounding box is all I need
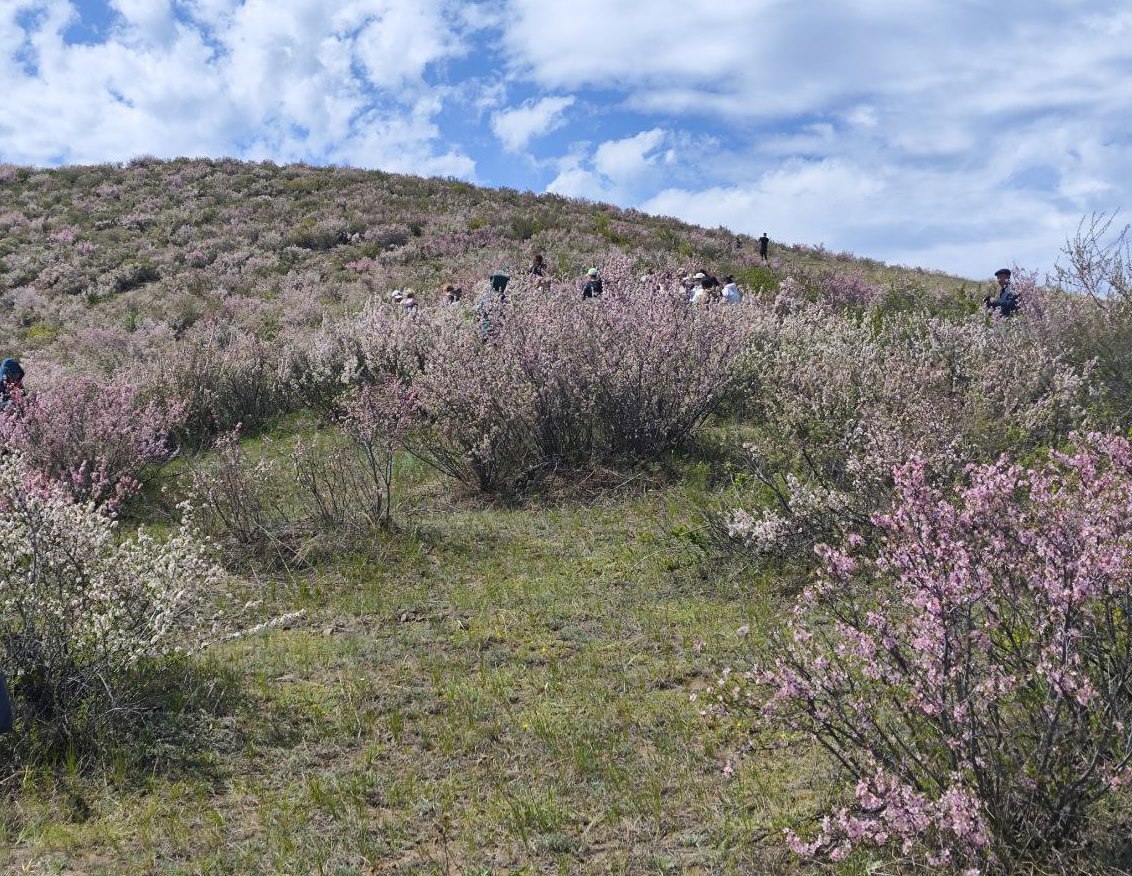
[582,267,603,298]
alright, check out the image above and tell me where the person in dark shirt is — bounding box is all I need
[758,233,770,263]
[581,267,603,298]
[0,358,24,411]
[984,268,1020,317]
[489,267,511,302]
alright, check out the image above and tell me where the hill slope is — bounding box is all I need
[0,157,972,363]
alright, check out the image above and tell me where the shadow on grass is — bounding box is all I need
[0,653,245,788]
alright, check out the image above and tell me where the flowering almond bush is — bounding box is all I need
[337,378,418,526]
[718,433,1132,871]
[140,320,292,445]
[0,374,185,512]
[0,454,223,747]
[365,253,767,492]
[729,305,1093,563]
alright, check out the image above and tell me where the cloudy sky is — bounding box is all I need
[2,0,1131,279]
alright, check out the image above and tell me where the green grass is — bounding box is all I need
[1,450,812,874]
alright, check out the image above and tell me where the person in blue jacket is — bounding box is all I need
[0,358,24,411]
[984,268,1020,317]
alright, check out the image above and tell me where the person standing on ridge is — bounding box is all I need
[984,268,1020,317]
[758,233,770,263]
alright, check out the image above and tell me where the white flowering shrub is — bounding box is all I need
[729,305,1094,564]
[0,454,223,747]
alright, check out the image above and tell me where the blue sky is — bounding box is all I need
[2,0,1131,279]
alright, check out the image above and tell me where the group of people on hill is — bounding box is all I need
[381,240,1020,321]
[683,271,743,305]
[385,253,746,313]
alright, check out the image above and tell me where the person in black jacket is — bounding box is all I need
[0,671,13,734]
[0,358,24,412]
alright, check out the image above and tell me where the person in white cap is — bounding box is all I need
[690,273,711,305]
[582,267,603,298]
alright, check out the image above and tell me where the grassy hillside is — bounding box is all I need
[3,440,799,874]
[2,160,1129,875]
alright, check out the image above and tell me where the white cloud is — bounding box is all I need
[545,165,608,201]
[593,128,668,180]
[108,0,178,42]
[547,128,676,202]
[0,0,480,176]
[501,0,1132,277]
[637,152,1097,280]
[490,95,574,153]
[351,3,461,91]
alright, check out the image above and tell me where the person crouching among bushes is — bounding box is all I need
[582,267,603,298]
[0,358,24,411]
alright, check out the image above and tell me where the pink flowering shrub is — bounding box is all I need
[0,453,223,749]
[719,433,1132,870]
[805,267,885,308]
[387,253,763,492]
[289,296,425,420]
[0,375,185,511]
[729,306,1093,562]
[141,320,292,444]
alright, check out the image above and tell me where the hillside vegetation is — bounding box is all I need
[1,158,1132,875]
[0,157,969,355]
